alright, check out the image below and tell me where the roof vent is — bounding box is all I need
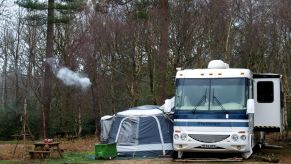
[208,60,229,69]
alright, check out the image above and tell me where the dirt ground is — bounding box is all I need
[0,136,98,160]
[255,132,291,163]
[1,133,291,163]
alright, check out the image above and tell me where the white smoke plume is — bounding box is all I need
[57,67,91,90]
[45,57,92,90]
[86,0,95,13]
[45,57,59,74]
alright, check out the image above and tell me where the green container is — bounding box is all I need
[95,143,117,159]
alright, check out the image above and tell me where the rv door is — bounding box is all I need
[253,74,282,132]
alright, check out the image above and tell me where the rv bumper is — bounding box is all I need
[173,133,251,153]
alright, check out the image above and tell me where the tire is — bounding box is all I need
[172,151,178,159]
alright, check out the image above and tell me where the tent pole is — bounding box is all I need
[153,116,165,155]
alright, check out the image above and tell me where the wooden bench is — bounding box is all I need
[49,148,65,157]
[29,150,50,159]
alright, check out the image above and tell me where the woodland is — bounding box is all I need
[0,0,290,140]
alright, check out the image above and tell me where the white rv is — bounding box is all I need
[164,60,282,159]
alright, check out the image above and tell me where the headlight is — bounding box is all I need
[232,134,239,141]
[174,134,179,140]
[181,133,187,140]
[240,135,246,141]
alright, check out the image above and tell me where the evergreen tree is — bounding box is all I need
[16,0,86,138]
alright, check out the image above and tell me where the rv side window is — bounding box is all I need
[257,81,274,103]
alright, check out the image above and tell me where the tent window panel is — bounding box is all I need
[117,118,138,145]
[139,117,161,144]
[158,116,173,142]
[257,81,274,103]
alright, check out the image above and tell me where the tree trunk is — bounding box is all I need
[77,105,82,137]
[91,85,99,136]
[157,0,169,104]
[148,53,155,104]
[110,53,116,113]
[224,1,234,64]
[14,15,22,107]
[42,0,54,138]
[2,29,8,110]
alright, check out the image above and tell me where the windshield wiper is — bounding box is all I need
[212,89,228,114]
[176,95,183,107]
[192,89,207,114]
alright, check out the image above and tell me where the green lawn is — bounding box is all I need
[1,151,107,164]
[42,151,98,164]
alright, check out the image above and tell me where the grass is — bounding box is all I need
[36,151,99,164]
[0,151,105,164]
[53,152,97,163]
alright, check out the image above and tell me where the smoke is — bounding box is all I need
[86,0,95,13]
[45,57,92,90]
[57,68,92,90]
[45,57,59,74]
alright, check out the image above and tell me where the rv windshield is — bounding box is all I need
[175,78,248,112]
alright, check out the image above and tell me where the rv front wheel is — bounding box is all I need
[172,151,178,159]
[172,151,183,159]
[242,151,252,159]
[178,151,183,159]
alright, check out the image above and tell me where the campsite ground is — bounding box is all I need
[1,132,291,163]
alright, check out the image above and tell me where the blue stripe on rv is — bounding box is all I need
[174,111,248,120]
[174,121,248,127]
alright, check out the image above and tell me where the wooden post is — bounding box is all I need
[13,98,35,158]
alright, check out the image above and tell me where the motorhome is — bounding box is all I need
[164,60,283,159]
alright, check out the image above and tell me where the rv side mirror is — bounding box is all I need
[164,99,172,113]
[247,99,255,114]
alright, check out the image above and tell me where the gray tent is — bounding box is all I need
[100,115,114,143]
[101,105,173,157]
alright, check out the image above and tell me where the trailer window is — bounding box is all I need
[257,81,274,103]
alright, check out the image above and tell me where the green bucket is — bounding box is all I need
[95,142,117,159]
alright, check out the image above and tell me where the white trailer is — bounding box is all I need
[164,60,283,159]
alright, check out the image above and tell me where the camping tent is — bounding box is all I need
[100,115,114,143]
[106,105,173,157]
